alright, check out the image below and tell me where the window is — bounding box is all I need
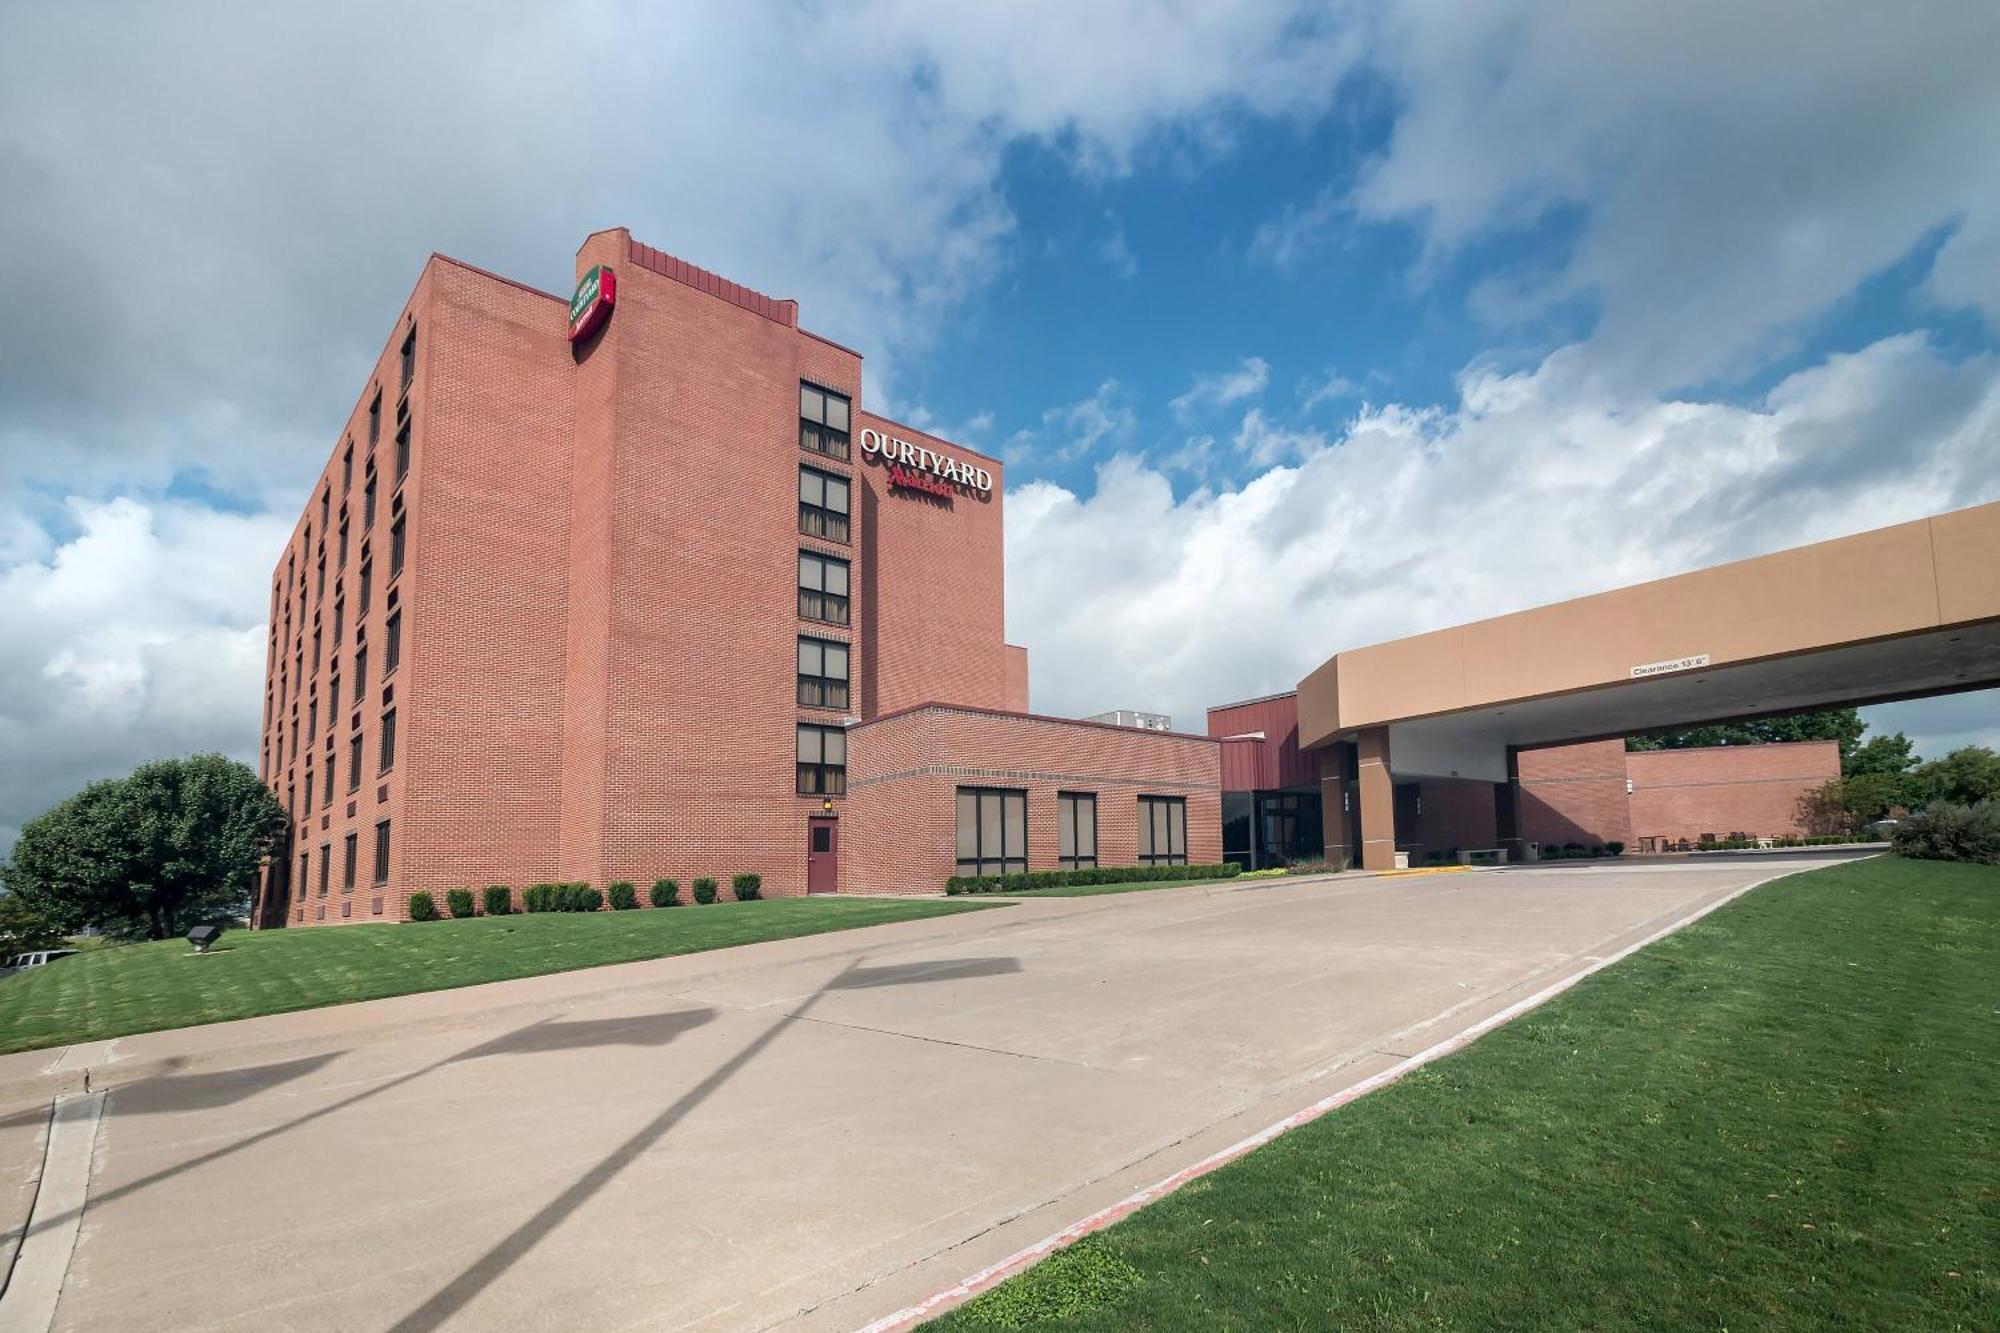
[343,833,358,890]
[321,488,330,530]
[797,636,850,710]
[337,515,349,567]
[795,723,847,796]
[1138,796,1189,866]
[368,390,381,444]
[358,557,372,615]
[400,324,416,392]
[299,849,309,898]
[332,599,343,648]
[389,514,405,578]
[303,767,314,815]
[1058,793,1098,869]
[798,466,851,542]
[799,382,852,461]
[957,787,1027,876]
[342,443,354,492]
[363,474,377,528]
[348,731,363,792]
[354,645,368,696]
[384,610,402,674]
[394,420,411,483]
[798,551,850,625]
[373,820,391,884]
[379,707,397,772]
[311,627,322,671]
[318,842,330,897]
[315,550,325,600]
[327,674,339,717]
[306,700,318,746]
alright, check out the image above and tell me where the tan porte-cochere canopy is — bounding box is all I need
[1296,499,2000,868]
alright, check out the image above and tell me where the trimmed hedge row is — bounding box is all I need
[945,863,1241,895]
[404,874,772,921]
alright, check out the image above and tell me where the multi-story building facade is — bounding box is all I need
[255,230,1220,924]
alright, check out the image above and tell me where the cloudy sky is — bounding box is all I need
[3,2,1999,851]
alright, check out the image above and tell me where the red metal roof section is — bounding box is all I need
[1207,692,1321,791]
[627,238,798,327]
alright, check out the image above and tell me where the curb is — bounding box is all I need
[855,864,1804,1331]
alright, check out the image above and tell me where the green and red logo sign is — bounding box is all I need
[568,264,616,342]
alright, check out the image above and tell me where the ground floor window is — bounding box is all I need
[1138,795,1188,866]
[957,786,1026,876]
[1058,791,1097,868]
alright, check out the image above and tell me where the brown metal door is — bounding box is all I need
[807,817,838,894]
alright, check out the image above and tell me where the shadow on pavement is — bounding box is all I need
[389,955,1019,1332]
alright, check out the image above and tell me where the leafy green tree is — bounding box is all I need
[0,893,67,957]
[1844,730,1918,778]
[1,755,286,940]
[1628,708,1869,767]
[1908,746,2000,807]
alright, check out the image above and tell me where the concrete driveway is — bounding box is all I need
[0,853,1861,1331]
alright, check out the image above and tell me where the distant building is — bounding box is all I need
[1087,710,1173,732]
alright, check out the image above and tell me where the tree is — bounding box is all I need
[1908,745,2000,807]
[1844,730,1918,778]
[1628,708,1870,767]
[0,893,66,957]
[1,755,286,940]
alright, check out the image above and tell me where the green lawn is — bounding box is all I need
[0,898,995,1055]
[935,855,1999,1330]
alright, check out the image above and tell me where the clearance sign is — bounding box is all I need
[858,427,993,498]
[568,265,616,342]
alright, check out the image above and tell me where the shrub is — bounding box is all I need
[608,881,638,910]
[692,877,719,905]
[446,888,477,919]
[483,885,512,916]
[942,863,1242,895]
[731,873,762,902]
[1605,841,1625,857]
[650,878,680,908]
[1891,801,2000,865]
[575,884,604,912]
[1539,844,1562,860]
[523,883,558,913]
[408,891,440,922]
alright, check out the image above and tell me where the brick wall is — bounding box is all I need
[1518,739,1636,849]
[858,413,1009,719]
[1627,741,1840,843]
[846,705,1223,895]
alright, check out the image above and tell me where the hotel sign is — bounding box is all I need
[567,265,616,342]
[858,427,993,497]
[1630,653,1710,679]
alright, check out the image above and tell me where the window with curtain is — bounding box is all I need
[798,465,852,542]
[799,382,852,461]
[797,636,850,710]
[796,723,847,795]
[798,550,850,625]
[1058,792,1097,868]
[957,787,1027,875]
[1137,795,1188,866]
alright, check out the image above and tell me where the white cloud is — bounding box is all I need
[0,498,288,851]
[1007,334,2000,738]
[1171,357,1272,423]
[1098,212,1139,279]
[1271,2,2000,391]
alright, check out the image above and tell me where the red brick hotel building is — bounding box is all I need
[255,230,1220,924]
